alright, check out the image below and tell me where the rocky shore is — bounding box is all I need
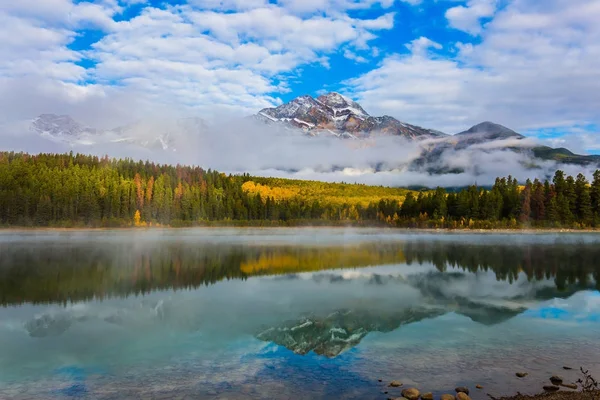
[379,368,599,400]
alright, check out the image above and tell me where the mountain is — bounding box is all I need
[256,92,446,139]
[532,146,600,166]
[31,114,98,144]
[29,114,208,151]
[23,94,600,176]
[456,121,524,140]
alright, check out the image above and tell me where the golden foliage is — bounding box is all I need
[240,245,406,275]
[242,178,415,207]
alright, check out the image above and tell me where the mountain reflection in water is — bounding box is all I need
[1,231,598,357]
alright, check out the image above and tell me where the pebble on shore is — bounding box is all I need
[401,387,420,400]
[456,393,472,400]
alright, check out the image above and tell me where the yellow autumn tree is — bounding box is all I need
[134,210,142,227]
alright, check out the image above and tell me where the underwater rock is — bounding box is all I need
[543,385,560,392]
[455,387,469,394]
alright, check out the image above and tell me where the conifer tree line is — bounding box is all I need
[1,151,600,228]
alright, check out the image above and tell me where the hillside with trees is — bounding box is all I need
[1,151,600,229]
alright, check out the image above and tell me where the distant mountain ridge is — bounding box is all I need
[25,92,600,170]
[29,114,209,151]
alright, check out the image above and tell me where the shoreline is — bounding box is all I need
[380,369,599,400]
[498,391,600,400]
[1,226,600,234]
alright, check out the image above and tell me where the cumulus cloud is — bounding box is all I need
[445,0,497,35]
[406,36,443,56]
[0,0,395,123]
[344,0,600,141]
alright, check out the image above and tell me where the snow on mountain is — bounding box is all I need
[30,114,208,151]
[256,92,446,140]
[31,114,98,145]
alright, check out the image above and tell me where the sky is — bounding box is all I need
[0,0,599,153]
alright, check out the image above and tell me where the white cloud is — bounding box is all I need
[0,0,121,31]
[405,36,442,55]
[344,0,600,142]
[275,0,396,14]
[446,0,497,35]
[0,0,394,123]
[343,49,368,63]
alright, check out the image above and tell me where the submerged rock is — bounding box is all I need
[440,394,456,400]
[401,388,420,400]
[550,375,564,385]
[421,392,433,400]
[476,385,483,389]
[455,387,469,394]
[516,372,528,378]
[390,380,403,387]
[563,366,573,370]
[561,383,578,390]
[543,385,560,392]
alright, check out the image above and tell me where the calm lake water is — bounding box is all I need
[0,228,599,400]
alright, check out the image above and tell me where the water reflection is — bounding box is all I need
[0,230,599,399]
[1,234,599,306]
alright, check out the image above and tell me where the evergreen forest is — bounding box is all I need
[1,151,600,229]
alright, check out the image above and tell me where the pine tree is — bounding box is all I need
[519,181,532,224]
[591,170,600,222]
[575,173,593,226]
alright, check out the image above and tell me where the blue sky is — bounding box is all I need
[0,0,599,153]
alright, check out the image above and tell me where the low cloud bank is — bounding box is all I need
[1,117,597,188]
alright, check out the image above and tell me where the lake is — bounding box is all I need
[0,228,599,400]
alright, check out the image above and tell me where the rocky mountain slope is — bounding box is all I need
[256,92,446,139]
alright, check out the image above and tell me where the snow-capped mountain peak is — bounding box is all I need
[256,92,444,139]
[31,114,97,139]
[316,92,369,119]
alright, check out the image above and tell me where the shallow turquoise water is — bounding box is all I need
[0,228,599,399]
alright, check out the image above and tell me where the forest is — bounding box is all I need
[1,151,600,229]
[2,239,598,305]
